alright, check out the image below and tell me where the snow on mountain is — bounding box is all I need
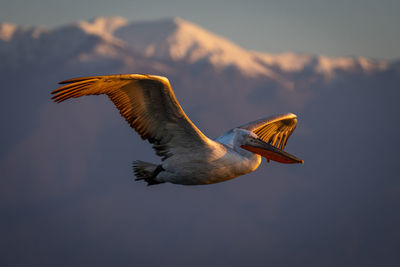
[0,16,392,80]
[0,17,129,72]
[77,16,128,41]
[0,23,19,41]
[252,52,314,72]
[0,23,49,69]
[113,17,274,77]
[0,22,45,41]
[253,51,389,79]
[314,55,388,78]
[93,16,390,79]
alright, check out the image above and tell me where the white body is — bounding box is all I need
[160,130,261,185]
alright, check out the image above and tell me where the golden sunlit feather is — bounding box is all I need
[240,113,298,151]
[51,74,210,161]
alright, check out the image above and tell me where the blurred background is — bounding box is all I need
[1,1,399,266]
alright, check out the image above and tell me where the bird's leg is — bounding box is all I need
[146,165,165,186]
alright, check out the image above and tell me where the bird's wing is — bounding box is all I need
[239,113,298,150]
[51,74,211,160]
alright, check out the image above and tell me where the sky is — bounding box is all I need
[1,0,399,60]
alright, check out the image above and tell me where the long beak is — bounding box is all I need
[241,137,304,164]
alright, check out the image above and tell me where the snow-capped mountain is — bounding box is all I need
[0,16,391,80]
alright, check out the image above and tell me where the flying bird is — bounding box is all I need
[51,74,303,185]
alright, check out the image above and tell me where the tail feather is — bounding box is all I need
[133,160,164,186]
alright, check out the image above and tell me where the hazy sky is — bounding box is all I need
[2,0,399,60]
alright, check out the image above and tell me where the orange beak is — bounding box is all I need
[241,138,304,164]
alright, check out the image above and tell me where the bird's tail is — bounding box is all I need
[133,160,165,186]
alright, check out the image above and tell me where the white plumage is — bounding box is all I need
[51,74,303,185]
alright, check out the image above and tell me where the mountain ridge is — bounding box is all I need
[0,16,392,80]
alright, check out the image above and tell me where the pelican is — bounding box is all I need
[51,74,303,185]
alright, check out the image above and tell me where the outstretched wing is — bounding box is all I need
[239,113,298,150]
[51,74,211,160]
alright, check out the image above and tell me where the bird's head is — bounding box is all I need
[233,128,303,164]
